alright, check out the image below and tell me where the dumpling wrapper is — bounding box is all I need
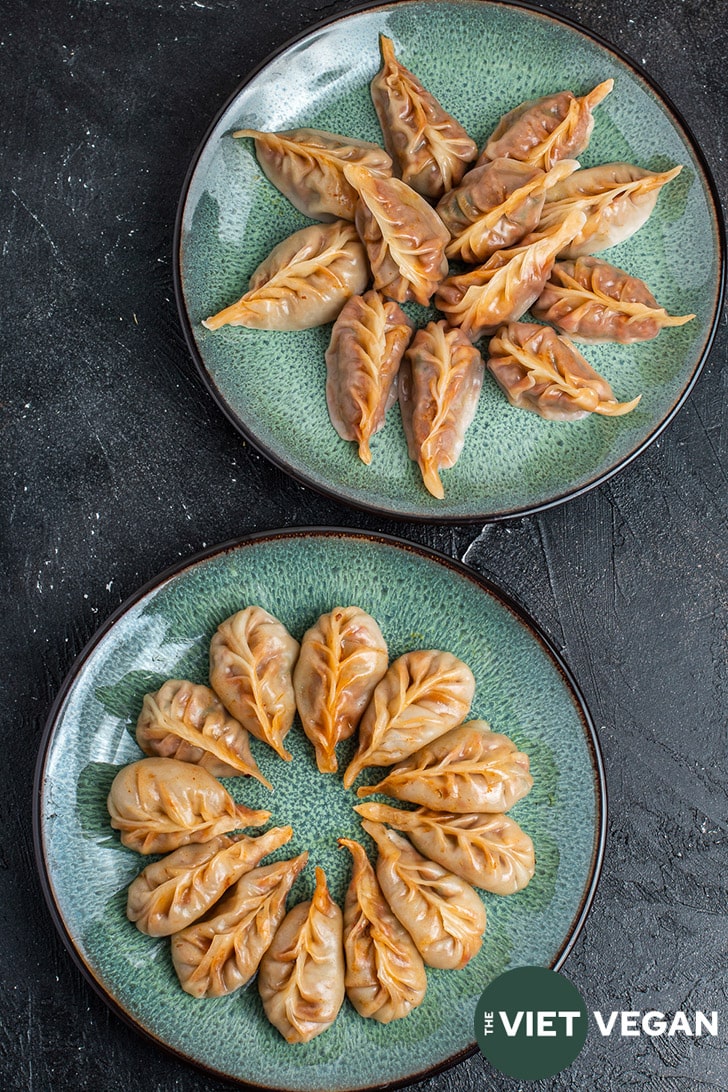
[136,678,271,787]
[202,220,369,331]
[399,320,484,500]
[355,802,535,896]
[479,79,613,170]
[210,606,299,762]
[107,757,271,855]
[370,34,477,199]
[487,321,641,421]
[235,126,392,221]
[339,837,427,1022]
[343,649,475,789]
[357,720,533,813]
[258,866,345,1043]
[294,606,389,773]
[127,825,293,937]
[325,290,413,464]
[345,162,449,306]
[171,851,309,998]
[362,821,486,970]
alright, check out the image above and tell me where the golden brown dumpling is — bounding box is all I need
[294,606,389,773]
[106,757,271,854]
[339,837,427,1022]
[258,866,345,1043]
[171,852,308,998]
[209,606,299,762]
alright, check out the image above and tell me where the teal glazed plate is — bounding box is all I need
[35,529,605,1090]
[174,0,724,522]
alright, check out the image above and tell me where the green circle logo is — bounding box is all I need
[474,966,588,1080]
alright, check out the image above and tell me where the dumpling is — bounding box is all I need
[344,162,449,306]
[361,821,486,969]
[399,320,484,499]
[370,34,477,199]
[293,606,389,773]
[106,757,271,854]
[487,321,642,420]
[355,802,535,895]
[126,825,293,937]
[171,851,309,998]
[325,290,413,464]
[209,606,299,762]
[202,220,369,331]
[136,679,271,787]
[434,208,586,339]
[339,837,427,1022]
[258,866,345,1043]
[342,649,475,789]
[234,127,392,221]
[538,162,683,257]
[436,158,579,264]
[479,80,613,170]
[532,256,695,343]
[356,720,534,813]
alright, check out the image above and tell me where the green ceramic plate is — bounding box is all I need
[175,0,723,522]
[35,529,605,1090]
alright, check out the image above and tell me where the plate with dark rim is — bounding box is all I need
[174,0,724,524]
[34,528,605,1091]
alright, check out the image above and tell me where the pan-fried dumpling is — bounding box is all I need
[370,34,477,199]
[294,606,388,773]
[171,852,309,998]
[362,821,486,969]
[344,163,449,306]
[538,163,683,257]
[398,321,484,499]
[355,802,535,895]
[325,290,413,464]
[436,158,579,264]
[127,825,293,937]
[210,606,299,762]
[339,837,427,1022]
[202,220,369,331]
[487,321,641,420]
[234,127,392,221]
[136,679,271,787]
[343,649,475,789]
[107,757,271,854]
[532,256,695,343]
[479,80,613,170]
[258,866,345,1043]
[435,208,586,339]
[357,721,533,813]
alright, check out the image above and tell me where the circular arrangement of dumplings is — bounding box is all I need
[107,603,536,1042]
[202,36,694,499]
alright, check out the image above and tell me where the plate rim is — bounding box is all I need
[172,0,726,525]
[33,525,607,1091]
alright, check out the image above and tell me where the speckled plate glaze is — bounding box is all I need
[174,0,723,522]
[35,529,605,1090]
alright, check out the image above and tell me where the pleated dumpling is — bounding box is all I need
[171,852,308,998]
[209,606,299,762]
[202,220,369,331]
[370,34,477,199]
[106,758,271,854]
[258,866,345,1043]
[294,606,389,773]
[362,821,486,970]
[339,837,427,1022]
[398,320,484,500]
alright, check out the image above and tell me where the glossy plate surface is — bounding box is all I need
[175,0,723,522]
[36,529,604,1090]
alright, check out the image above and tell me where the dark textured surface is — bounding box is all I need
[1,0,726,1089]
